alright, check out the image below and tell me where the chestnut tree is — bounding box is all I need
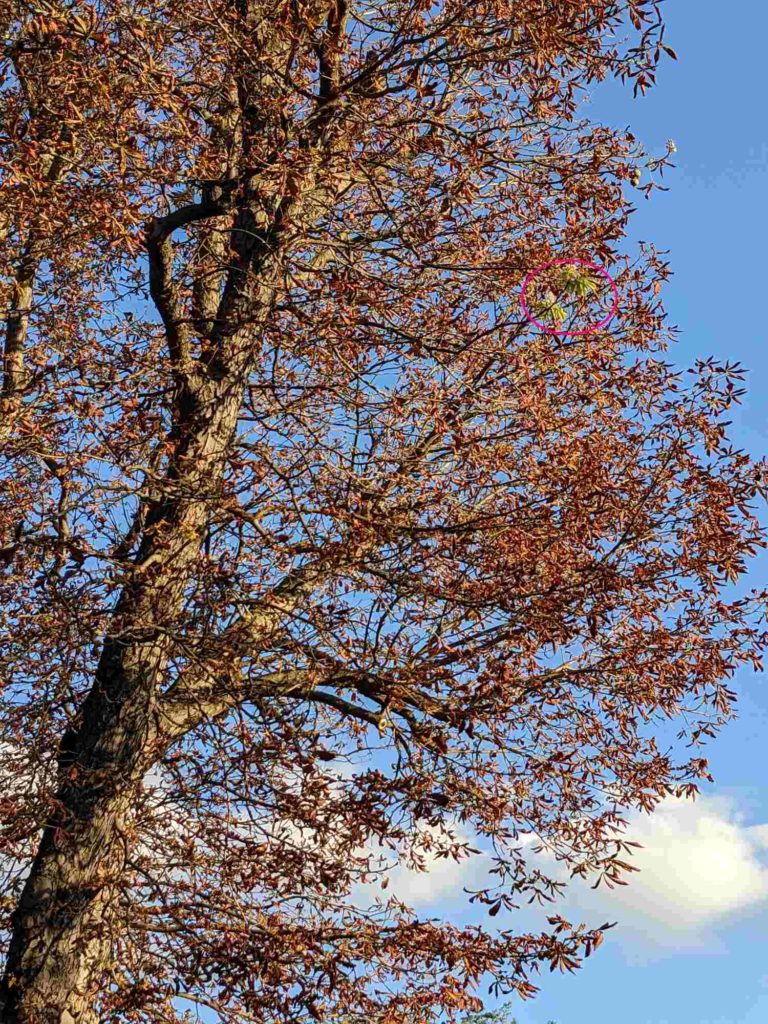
[0,1,765,1022]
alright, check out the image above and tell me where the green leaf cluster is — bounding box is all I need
[461,1005,558,1024]
[558,264,599,299]
[532,289,568,326]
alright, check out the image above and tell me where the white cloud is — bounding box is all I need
[556,795,768,950]
[381,840,489,908]
[354,794,768,952]
[354,821,490,908]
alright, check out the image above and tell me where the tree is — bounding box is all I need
[0,0,764,1022]
[461,1007,556,1024]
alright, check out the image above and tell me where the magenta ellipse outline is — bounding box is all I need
[520,258,619,336]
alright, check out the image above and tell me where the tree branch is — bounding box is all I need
[146,193,237,371]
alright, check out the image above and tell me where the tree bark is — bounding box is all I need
[0,3,344,1013]
[0,317,273,1023]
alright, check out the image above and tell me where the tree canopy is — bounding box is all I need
[0,1,765,1023]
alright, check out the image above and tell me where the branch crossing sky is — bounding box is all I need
[415,4,768,1020]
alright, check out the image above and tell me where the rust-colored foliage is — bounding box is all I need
[0,1,765,1022]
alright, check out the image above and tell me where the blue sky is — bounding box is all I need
[482,3,768,1020]
[381,4,768,1022]
[179,5,768,1021]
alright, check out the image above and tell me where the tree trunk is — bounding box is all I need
[0,363,259,1022]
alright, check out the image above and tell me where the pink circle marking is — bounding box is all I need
[520,258,619,336]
